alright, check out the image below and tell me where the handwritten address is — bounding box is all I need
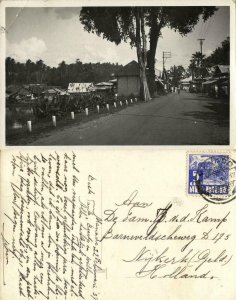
[102,190,233,280]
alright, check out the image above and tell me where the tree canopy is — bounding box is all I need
[204,37,230,66]
[80,7,217,46]
[188,37,230,78]
[169,65,185,86]
[80,7,217,96]
[5,58,123,87]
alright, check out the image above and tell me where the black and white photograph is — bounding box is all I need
[4,5,230,145]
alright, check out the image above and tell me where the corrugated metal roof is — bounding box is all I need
[42,89,58,94]
[95,82,113,86]
[68,83,95,93]
[202,79,218,85]
[180,77,192,83]
[95,86,111,90]
[217,65,229,74]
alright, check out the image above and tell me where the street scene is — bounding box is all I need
[5,6,230,145]
[27,91,229,145]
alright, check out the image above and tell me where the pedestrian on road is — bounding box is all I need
[215,84,219,98]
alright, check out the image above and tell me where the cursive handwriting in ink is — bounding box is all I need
[146,202,172,237]
[2,151,102,299]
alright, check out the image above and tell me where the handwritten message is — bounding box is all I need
[2,152,101,299]
[102,190,233,280]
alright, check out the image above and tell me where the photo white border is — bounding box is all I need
[0,0,235,150]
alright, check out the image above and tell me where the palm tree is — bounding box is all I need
[189,52,206,79]
[191,51,205,68]
[36,59,46,83]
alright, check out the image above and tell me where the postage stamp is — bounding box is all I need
[188,154,229,195]
[187,154,236,204]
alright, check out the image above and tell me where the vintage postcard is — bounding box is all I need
[0,1,235,146]
[0,0,236,300]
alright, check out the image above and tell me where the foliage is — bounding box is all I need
[32,92,138,119]
[80,7,217,96]
[80,7,151,100]
[5,57,123,88]
[188,37,230,78]
[80,7,217,47]
[190,52,205,68]
[188,52,207,78]
[204,37,229,66]
[169,65,185,86]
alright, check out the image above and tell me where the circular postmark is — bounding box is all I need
[195,156,236,204]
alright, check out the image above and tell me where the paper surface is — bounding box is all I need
[1,0,236,299]
[1,150,236,300]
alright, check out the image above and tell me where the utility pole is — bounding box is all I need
[197,38,205,56]
[162,51,171,73]
[197,38,205,84]
[162,51,171,91]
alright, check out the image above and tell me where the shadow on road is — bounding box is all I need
[181,101,229,126]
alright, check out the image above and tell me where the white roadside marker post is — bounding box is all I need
[52,116,56,127]
[131,99,133,104]
[97,105,100,113]
[106,104,109,111]
[71,112,74,119]
[126,99,128,105]
[120,101,122,107]
[27,121,32,133]
[114,102,117,108]
[85,108,88,116]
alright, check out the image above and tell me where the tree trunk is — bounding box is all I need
[135,8,151,102]
[147,11,164,96]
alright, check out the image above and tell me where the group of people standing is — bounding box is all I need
[164,84,181,94]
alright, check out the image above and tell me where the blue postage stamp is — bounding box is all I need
[188,154,229,195]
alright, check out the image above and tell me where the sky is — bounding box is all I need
[5,6,230,71]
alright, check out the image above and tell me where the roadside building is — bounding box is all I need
[117,61,140,97]
[154,69,165,94]
[27,84,47,97]
[6,85,32,102]
[191,77,204,93]
[180,77,192,91]
[161,69,172,92]
[41,88,63,102]
[109,78,117,93]
[202,65,229,98]
[94,82,114,93]
[155,78,165,94]
[68,82,95,94]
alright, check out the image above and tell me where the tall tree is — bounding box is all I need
[25,59,34,83]
[204,37,230,66]
[135,7,150,101]
[146,7,217,94]
[80,7,217,97]
[35,59,46,83]
[80,7,151,101]
[5,57,123,88]
[6,57,16,85]
[58,60,68,87]
[191,51,205,68]
[189,51,207,78]
[169,65,185,86]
